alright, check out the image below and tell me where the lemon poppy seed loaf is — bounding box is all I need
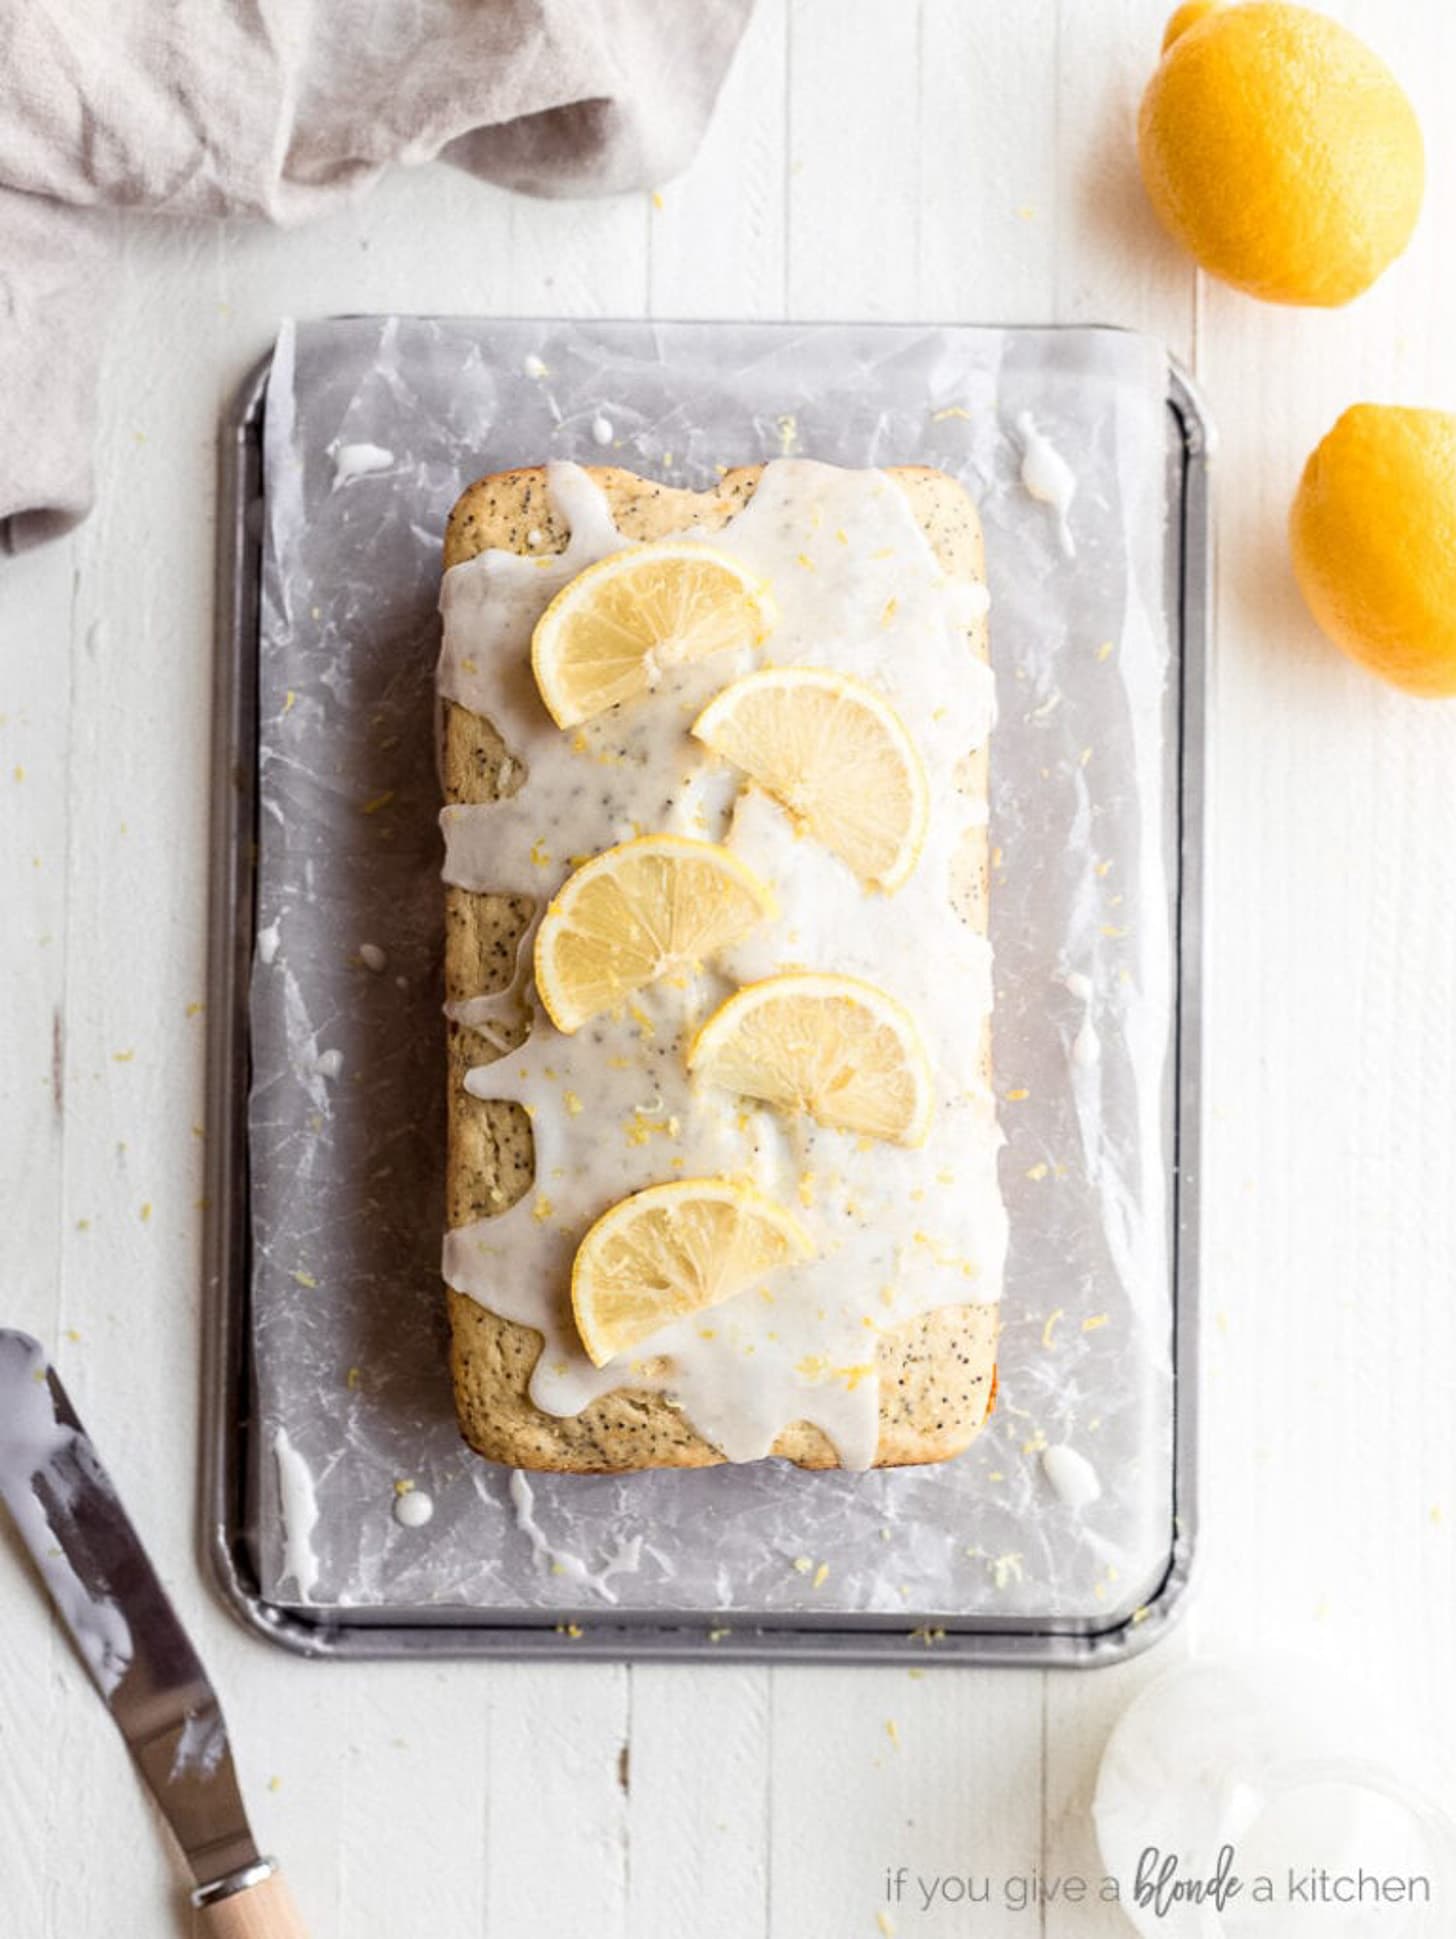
[440,462,1001,1473]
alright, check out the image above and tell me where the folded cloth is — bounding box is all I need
[0,0,752,551]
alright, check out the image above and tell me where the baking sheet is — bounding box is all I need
[230,316,1197,1650]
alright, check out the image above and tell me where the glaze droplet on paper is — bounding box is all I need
[1016,410,1077,557]
[1042,1442,1102,1508]
[1063,970,1101,1068]
[273,1427,321,1601]
[393,1487,434,1528]
[330,442,395,490]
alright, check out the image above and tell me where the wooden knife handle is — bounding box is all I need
[197,1868,308,1939]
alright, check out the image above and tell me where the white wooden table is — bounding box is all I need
[4,3,1455,1932]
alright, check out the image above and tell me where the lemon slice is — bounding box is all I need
[688,972,934,1146]
[531,542,776,728]
[691,667,929,891]
[571,1177,813,1367]
[533,835,776,1033]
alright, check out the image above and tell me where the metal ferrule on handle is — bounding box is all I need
[192,1857,280,1908]
[193,1859,309,1937]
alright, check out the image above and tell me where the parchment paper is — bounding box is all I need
[250,316,1178,1627]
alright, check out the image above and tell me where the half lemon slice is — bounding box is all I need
[571,1177,813,1366]
[531,542,776,728]
[688,972,934,1147]
[533,835,776,1033]
[691,667,929,891]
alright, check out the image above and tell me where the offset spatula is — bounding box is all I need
[0,1330,307,1937]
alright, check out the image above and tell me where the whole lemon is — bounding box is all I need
[1290,406,1456,698]
[1138,2,1424,305]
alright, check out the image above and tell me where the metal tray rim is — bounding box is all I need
[200,317,1209,1666]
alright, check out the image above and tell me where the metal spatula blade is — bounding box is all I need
[0,1329,305,1929]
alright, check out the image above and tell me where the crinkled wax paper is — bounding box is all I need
[249,317,1179,1628]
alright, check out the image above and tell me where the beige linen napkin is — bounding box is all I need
[0,0,752,550]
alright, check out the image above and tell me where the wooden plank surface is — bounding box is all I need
[2,3,1454,1934]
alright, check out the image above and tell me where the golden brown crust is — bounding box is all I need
[442,463,998,1472]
